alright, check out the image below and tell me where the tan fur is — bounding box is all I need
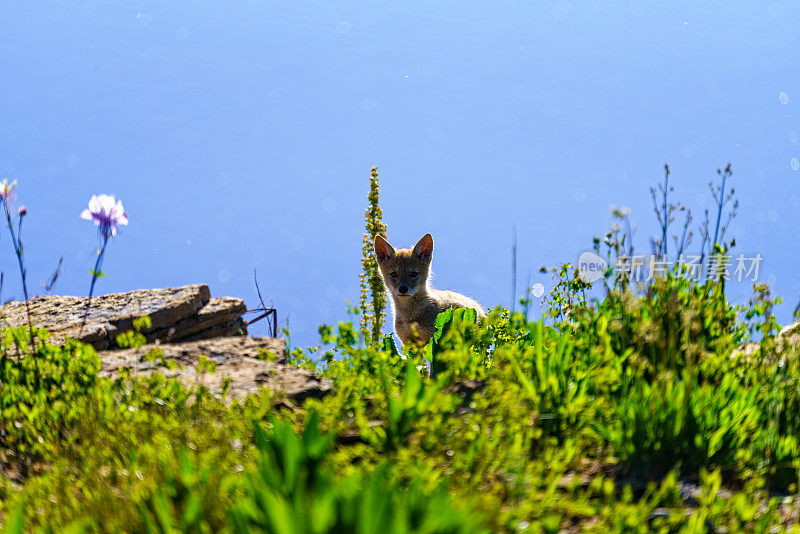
[374,233,486,347]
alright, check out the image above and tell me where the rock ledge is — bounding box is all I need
[0,285,330,402]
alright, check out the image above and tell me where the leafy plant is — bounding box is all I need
[428,306,479,378]
[229,411,485,534]
[377,360,442,451]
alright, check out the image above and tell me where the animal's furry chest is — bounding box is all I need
[394,312,437,346]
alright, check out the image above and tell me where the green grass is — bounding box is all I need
[1,267,800,532]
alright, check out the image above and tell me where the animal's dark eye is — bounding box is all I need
[390,271,398,278]
[410,272,419,278]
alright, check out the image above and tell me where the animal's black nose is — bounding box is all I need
[399,285,408,294]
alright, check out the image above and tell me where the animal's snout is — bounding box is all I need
[399,285,409,295]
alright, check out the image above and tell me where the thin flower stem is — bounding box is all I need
[711,171,727,256]
[661,166,669,259]
[3,200,38,384]
[80,233,109,336]
[88,237,108,301]
[4,203,32,328]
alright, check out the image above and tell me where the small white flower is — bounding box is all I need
[610,206,631,218]
[0,179,17,201]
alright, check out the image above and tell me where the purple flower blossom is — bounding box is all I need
[17,205,26,216]
[80,194,129,237]
[80,194,130,324]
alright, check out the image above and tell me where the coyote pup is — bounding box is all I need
[374,233,485,347]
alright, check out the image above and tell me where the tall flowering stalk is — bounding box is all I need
[0,179,40,383]
[359,166,387,345]
[80,194,128,323]
[0,180,35,342]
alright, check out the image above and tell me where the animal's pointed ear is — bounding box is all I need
[374,235,395,263]
[412,233,434,262]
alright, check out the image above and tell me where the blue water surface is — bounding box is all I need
[1,1,798,348]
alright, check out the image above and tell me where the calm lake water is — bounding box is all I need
[1,1,798,348]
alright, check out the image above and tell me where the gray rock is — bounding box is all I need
[733,321,800,363]
[780,322,800,343]
[149,296,248,342]
[0,285,247,349]
[98,336,332,402]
